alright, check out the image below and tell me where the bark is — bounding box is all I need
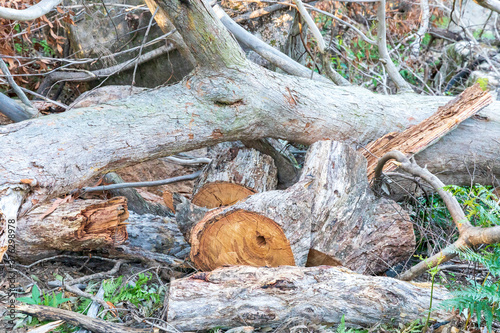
[363,84,493,180]
[192,146,278,208]
[166,265,451,331]
[188,141,415,274]
[302,141,415,274]
[143,0,197,67]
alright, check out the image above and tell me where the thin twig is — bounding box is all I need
[81,170,202,193]
[131,7,158,88]
[20,87,68,109]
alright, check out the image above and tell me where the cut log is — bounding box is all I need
[192,146,278,208]
[190,208,297,270]
[166,265,451,331]
[241,138,300,188]
[188,140,415,274]
[13,197,129,263]
[361,84,493,180]
[190,176,314,270]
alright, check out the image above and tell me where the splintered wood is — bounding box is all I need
[362,84,493,180]
[13,197,129,263]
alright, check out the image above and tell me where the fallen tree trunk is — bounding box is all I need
[188,141,415,274]
[166,265,451,331]
[1,64,498,206]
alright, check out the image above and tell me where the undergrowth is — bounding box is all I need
[413,184,500,332]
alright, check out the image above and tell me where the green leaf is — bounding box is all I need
[31,285,41,304]
[16,297,37,305]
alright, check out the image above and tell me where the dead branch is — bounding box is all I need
[409,0,430,57]
[82,171,202,193]
[0,0,62,21]
[6,304,150,333]
[376,0,413,93]
[0,58,36,114]
[37,43,175,96]
[102,173,172,216]
[291,0,350,85]
[362,84,494,180]
[212,3,330,82]
[374,151,500,280]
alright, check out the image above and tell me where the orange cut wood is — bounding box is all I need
[192,146,277,208]
[190,209,295,271]
[191,181,256,208]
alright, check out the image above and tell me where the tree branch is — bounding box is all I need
[409,0,430,57]
[374,151,500,280]
[376,0,413,93]
[0,0,62,21]
[291,0,350,85]
[157,0,247,70]
[474,0,500,14]
[212,3,330,82]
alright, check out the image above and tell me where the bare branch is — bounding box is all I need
[38,43,175,96]
[0,0,62,21]
[474,0,500,13]
[376,0,413,93]
[409,0,430,57]
[0,58,37,116]
[374,151,500,280]
[0,93,33,122]
[81,171,202,193]
[291,0,350,85]
[212,3,330,82]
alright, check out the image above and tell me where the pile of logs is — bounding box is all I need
[179,141,415,274]
[5,85,494,330]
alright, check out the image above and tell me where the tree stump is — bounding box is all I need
[192,146,278,208]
